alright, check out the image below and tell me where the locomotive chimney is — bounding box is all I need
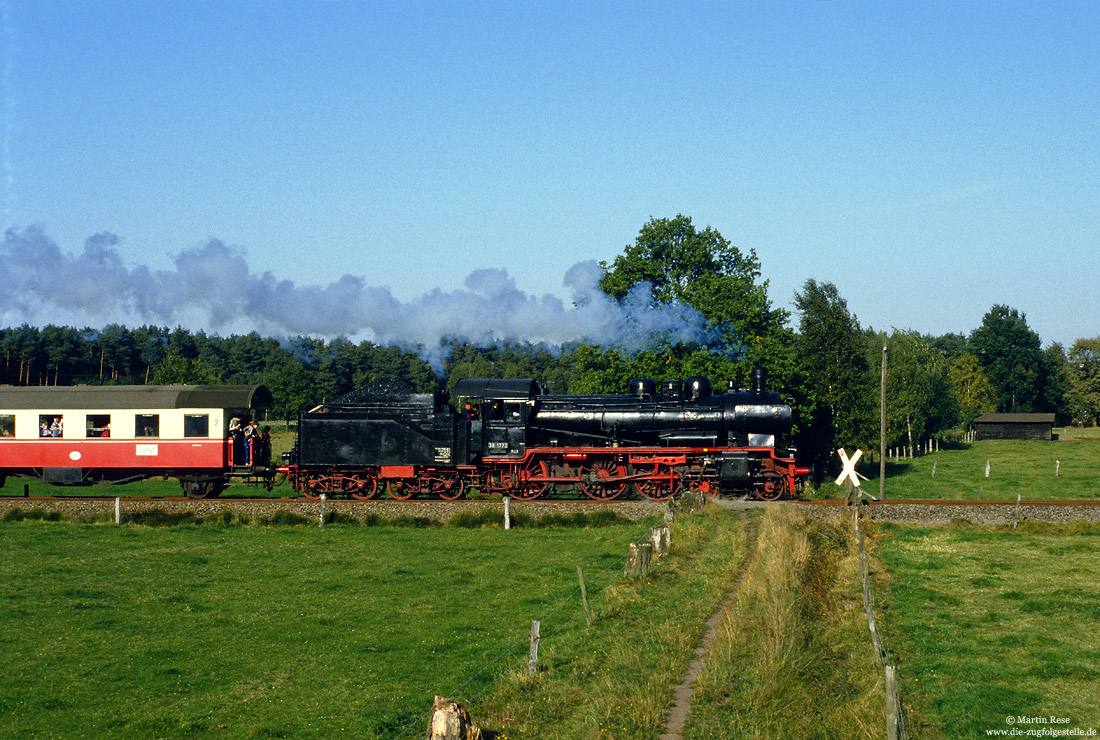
[751,367,767,396]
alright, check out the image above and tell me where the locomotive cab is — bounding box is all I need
[453,379,539,459]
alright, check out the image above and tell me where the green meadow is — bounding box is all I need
[809,431,1100,500]
[0,509,755,740]
[874,522,1100,738]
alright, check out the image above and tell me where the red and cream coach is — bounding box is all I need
[0,384,274,498]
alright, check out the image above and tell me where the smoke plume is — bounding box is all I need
[1,227,735,369]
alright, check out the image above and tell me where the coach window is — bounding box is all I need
[39,414,64,438]
[86,414,111,438]
[0,414,13,438]
[136,414,160,438]
[184,414,209,438]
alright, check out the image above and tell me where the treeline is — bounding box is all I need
[0,311,1094,481]
[3,215,1099,482]
[0,324,579,421]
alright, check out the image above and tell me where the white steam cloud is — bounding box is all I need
[1,227,737,369]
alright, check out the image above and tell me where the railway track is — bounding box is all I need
[3,494,1100,506]
[796,498,1100,507]
[4,495,1100,527]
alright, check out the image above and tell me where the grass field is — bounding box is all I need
[0,508,756,740]
[874,522,1100,738]
[684,507,882,740]
[0,520,643,739]
[807,432,1100,501]
[17,501,1090,739]
[476,506,751,739]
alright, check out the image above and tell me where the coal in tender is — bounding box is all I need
[333,378,418,405]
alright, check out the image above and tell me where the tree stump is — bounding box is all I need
[428,696,482,740]
[624,541,653,577]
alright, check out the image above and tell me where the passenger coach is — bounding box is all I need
[0,384,274,497]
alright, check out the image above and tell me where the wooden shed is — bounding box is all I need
[972,413,1056,441]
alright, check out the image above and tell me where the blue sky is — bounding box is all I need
[3,1,1098,350]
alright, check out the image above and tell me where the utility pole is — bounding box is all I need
[880,339,887,501]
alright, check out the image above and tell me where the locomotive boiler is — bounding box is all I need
[523,370,791,449]
[285,369,807,502]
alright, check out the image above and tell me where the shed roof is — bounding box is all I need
[0,384,273,411]
[973,413,1056,424]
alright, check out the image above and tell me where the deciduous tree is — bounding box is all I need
[1065,338,1100,425]
[885,330,957,453]
[597,215,795,392]
[969,305,1046,412]
[793,279,874,472]
[599,214,789,348]
[948,353,997,425]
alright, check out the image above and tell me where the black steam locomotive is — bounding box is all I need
[283,369,807,501]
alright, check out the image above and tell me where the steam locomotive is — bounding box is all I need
[284,369,807,501]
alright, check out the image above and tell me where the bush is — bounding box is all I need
[201,509,251,526]
[259,510,313,526]
[322,510,361,526]
[122,510,198,527]
[585,509,632,527]
[2,508,65,523]
[509,511,536,528]
[524,510,632,528]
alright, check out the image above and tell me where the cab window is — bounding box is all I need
[0,414,13,438]
[184,414,209,438]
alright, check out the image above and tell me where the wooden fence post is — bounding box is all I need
[885,665,899,740]
[578,565,594,628]
[115,497,121,525]
[528,620,540,676]
[624,542,653,577]
[648,524,670,557]
[504,496,511,530]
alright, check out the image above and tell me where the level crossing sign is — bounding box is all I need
[835,448,863,488]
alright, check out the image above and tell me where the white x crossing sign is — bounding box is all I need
[835,448,863,487]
